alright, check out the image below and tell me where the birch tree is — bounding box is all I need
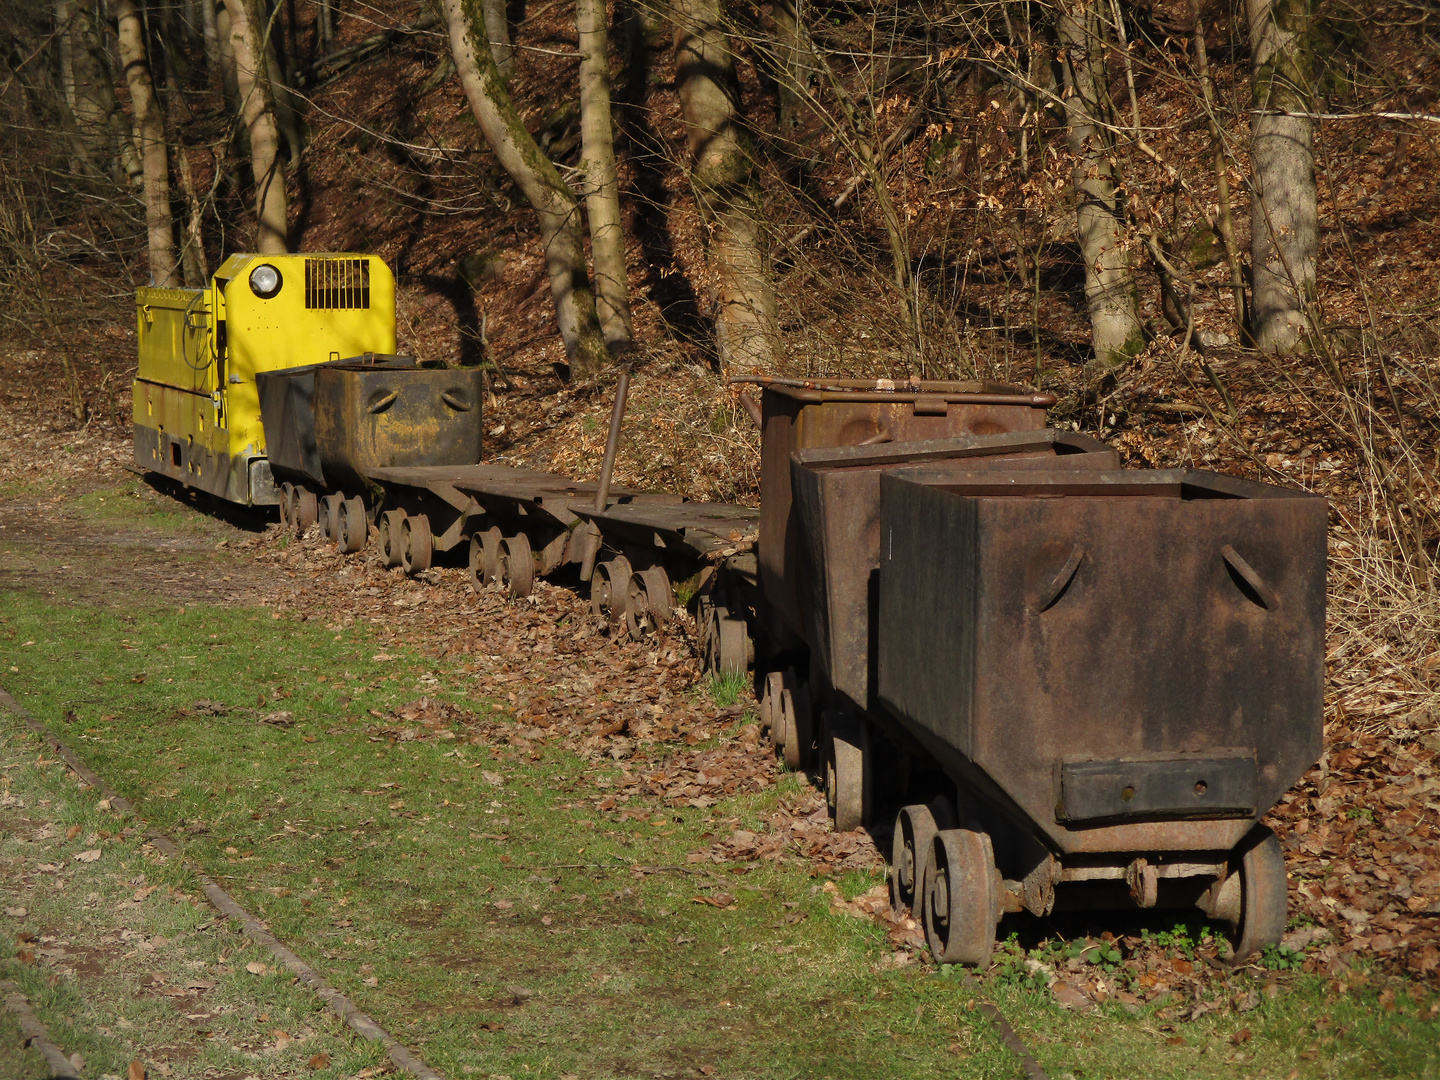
[442,0,609,378]
[578,0,634,350]
[1247,0,1317,353]
[672,0,777,374]
[222,0,288,253]
[1058,1,1142,367]
[116,0,180,286]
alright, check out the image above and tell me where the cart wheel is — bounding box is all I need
[592,557,633,626]
[500,534,534,597]
[779,671,813,770]
[625,566,674,637]
[318,494,341,543]
[923,827,999,967]
[758,670,785,736]
[694,595,714,658]
[825,714,871,832]
[1229,825,1289,961]
[466,532,486,592]
[293,487,318,533]
[478,526,504,584]
[892,801,956,916]
[379,510,406,568]
[705,605,748,678]
[338,497,367,553]
[279,483,294,529]
[401,514,432,574]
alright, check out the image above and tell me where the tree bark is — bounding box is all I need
[578,0,634,350]
[1057,1,1142,368]
[771,0,807,144]
[200,0,221,77]
[68,0,143,184]
[481,0,514,82]
[222,0,288,253]
[116,0,180,287]
[1248,0,1317,353]
[441,0,609,378]
[672,0,777,374]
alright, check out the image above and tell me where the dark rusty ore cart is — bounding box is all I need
[866,468,1327,964]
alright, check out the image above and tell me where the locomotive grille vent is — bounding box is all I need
[305,258,370,310]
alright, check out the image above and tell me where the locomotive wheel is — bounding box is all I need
[379,510,406,568]
[278,483,294,530]
[338,497,367,553]
[500,534,534,597]
[694,595,714,660]
[319,493,344,544]
[624,566,674,637]
[891,801,955,916]
[758,670,785,737]
[779,670,813,770]
[705,605,748,678]
[293,487,318,534]
[591,557,632,626]
[825,715,872,832]
[1229,825,1289,961]
[401,514,432,574]
[922,827,999,967]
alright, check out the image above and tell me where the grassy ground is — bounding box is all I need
[3,480,1440,1079]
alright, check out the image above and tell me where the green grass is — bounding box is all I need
[2,585,1439,1077]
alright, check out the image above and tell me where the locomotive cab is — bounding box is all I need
[132,253,397,504]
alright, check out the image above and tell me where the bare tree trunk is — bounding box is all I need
[672,0,777,374]
[771,0,807,143]
[441,0,609,378]
[481,0,514,82]
[200,0,221,76]
[578,0,633,350]
[223,0,288,253]
[1247,0,1317,353]
[55,0,76,110]
[318,0,333,54]
[69,0,143,184]
[116,0,180,286]
[1057,1,1142,368]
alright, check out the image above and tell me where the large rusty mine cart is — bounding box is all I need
[871,468,1327,964]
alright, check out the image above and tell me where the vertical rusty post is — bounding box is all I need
[581,368,629,581]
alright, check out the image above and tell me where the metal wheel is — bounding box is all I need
[320,493,345,544]
[1230,825,1289,961]
[591,557,633,626]
[467,532,486,591]
[401,514,432,574]
[704,604,748,678]
[479,526,504,585]
[758,670,785,737]
[279,483,294,529]
[922,827,999,967]
[338,496,367,553]
[293,487,317,533]
[624,566,674,637]
[694,595,715,659]
[379,510,406,568]
[779,670,813,770]
[891,801,954,916]
[500,534,534,597]
[824,714,871,832]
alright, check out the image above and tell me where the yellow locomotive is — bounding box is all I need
[132,252,396,504]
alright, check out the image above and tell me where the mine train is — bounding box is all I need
[134,253,1327,963]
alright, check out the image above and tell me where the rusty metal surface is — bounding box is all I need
[570,501,759,559]
[258,354,484,492]
[876,467,1327,855]
[758,381,1053,639]
[788,431,1117,711]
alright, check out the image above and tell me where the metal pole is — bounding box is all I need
[580,369,629,581]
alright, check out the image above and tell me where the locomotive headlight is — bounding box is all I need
[248,263,282,299]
